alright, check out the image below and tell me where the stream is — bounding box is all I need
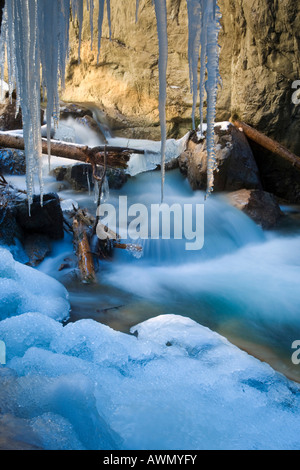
[5,111,300,384]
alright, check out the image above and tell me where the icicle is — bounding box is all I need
[88,0,94,50]
[86,167,91,196]
[106,0,112,41]
[198,2,208,137]
[186,0,221,197]
[94,176,100,204]
[153,0,168,203]
[38,0,71,170]
[186,0,202,130]
[72,0,84,62]
[204,0,221,198]
[1,0,43,210]
[135,0,140,23]
[97,0,106,62]
[101,175,109,203]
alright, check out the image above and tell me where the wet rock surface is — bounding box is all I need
[226,189,284,230]
[179,125,262,192]
[52,163,128,191]
[23,234,52,267]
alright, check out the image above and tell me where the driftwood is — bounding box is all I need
[72,216,96,284]
[0,131,145,169]
[68,206,142,283]
[232,120,300,171]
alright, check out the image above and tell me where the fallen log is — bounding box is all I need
[72,217,96,284]
[0,131,145,169]
[232,120,300,171]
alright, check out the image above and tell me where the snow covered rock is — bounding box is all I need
[179,123,262,192]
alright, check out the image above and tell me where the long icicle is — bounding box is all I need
[153,0,168,203]
[186,0,221,196]
[186,0,202,130]
[204,0,221,198]
[97,0,105,62]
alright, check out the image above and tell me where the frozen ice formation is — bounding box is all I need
[0,0,221,206]
[1,310,300,449]
[0,247,70,322]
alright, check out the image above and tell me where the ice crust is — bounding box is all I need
[0,248,69,322]
[1,249,300,451]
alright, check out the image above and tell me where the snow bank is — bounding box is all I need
[1,310,300,450]
[0,247,69,322]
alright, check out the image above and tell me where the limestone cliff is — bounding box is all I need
[62,0,300,153]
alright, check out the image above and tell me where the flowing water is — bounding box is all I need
[6,113,300,384]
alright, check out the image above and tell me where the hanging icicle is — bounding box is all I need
[186,0,201,131]
[153,0,168,203]
[135,0,140,23]
[1,0,43,210]
[38,0,71,169]
[186,0,221,198]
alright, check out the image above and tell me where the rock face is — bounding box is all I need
[62,0,300,153]
[0,98,23,132]
[0,193,64,266]
[226,189,283,229]
[178,124,262,192]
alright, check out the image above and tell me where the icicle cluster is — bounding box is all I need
[0,0,221,206]
[186,0,221,197]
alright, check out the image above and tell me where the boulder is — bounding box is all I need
[15,193,64,240]
[178,124,262,192]
[52,163,128,191]
[24,234,51,267]
[59,103,93,120]
[226,189,284,229]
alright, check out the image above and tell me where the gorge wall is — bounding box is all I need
[62,0,300,154]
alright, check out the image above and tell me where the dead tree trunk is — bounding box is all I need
[232,120,300,171]
[0,132,145,169]
[72,216,96,284]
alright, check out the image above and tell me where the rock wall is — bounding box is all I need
[62,0,300,153]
